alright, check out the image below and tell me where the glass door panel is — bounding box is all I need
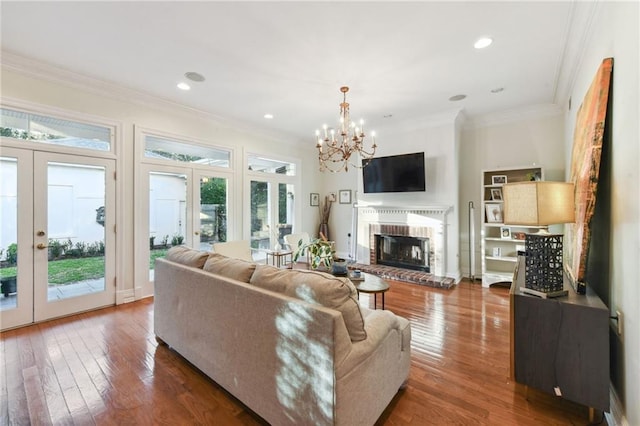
[277,183,294,245]
[45,162,107,301]
[250,180,270,250]
[33,152,116,323]
[198,176,227,251]
[148,172,187,280]
[0,149,34,329]
[0,157,19,310]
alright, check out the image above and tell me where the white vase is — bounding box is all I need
[274,242,281,252]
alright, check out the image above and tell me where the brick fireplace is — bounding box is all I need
[355,205,452,278]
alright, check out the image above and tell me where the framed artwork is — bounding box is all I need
[492,247,502,257]
[491,175,507,185]
[500,226,512,239]
[565,57,613,294]
[485,203,503,223]
[339,189,352,204]
[310,193,320,206]
[490,188,503,201]
[328,192,337,202]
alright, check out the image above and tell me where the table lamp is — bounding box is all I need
[503,181,575,298]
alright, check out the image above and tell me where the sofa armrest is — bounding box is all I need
[335,309,406,377]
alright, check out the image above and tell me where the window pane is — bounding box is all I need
[200,176,227,251]
[47,162,106,301]
[149,172,187,280]
[277,183,294,245]
[247,155,295,176]
[0,157,18,311]
[144,135,230,167]
[1,108,111,151]
[250,180,270,250]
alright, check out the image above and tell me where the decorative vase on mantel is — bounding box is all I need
[319,223,330,241]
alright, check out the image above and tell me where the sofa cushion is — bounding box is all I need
[250,264,366,341]
[165,245,210,269]
[203,253,257,283]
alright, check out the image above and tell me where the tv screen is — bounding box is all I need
[362,152,426,193]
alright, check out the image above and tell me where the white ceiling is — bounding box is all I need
[1,1,583,142]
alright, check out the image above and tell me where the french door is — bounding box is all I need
[0,147,116,330]
[249,179,295,251]
[137,164,230,297]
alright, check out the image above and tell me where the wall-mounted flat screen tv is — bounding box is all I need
[362,152,426,193]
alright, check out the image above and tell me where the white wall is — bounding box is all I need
[1,67,322,297]
[459,110,565,278]
[323,112,462,279]
[563,2,639,424]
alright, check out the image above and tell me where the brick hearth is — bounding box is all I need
[349,263,455,289]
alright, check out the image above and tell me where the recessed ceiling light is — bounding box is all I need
[264,113,274,119]
[184,72,205,82]
[491,87,505,93]
[474,37,493,49]
[177,82,191,91]
[449,94,467,102]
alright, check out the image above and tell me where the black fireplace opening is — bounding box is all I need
[375,234,430,272]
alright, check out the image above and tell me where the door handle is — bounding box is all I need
[194,231,200,235]
[36,243,48,250]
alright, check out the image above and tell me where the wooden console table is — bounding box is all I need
[510,257,609,417]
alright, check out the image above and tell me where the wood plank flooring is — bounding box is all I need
[1,280,603,425]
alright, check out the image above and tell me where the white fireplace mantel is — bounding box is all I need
[353,204,453,277]
[356,204,452,220]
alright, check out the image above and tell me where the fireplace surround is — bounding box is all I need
[356,205,452,278]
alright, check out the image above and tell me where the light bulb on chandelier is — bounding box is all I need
[315,86,377,172]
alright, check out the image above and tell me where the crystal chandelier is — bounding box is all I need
[315,86,377,172]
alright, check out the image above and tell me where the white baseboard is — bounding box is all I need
[116,288,135,304]
[606,383,628,426]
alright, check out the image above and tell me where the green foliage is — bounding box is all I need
[171,234,184,246]
[6,243,17,266]
[47,256,105,284]
[149,248,168,269]
[293,237,335,270]
[48,239,65,259]
[200,178,227,204]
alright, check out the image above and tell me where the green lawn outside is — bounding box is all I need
[0,249,169,285]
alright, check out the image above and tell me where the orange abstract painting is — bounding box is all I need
[565,58,613,293]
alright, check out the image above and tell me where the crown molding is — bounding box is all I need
[553,1,601,109]
[1,51,299,146]
[463,103,563,129]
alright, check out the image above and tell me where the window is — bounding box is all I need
[0,108,112,151]
[144,135,230,167]
[247,154,299,251]
[247,154,295,176]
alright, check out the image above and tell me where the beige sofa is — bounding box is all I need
[154,247,411,426]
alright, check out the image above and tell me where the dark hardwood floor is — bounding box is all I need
[1,280,602,425]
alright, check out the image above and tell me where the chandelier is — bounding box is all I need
[315,86,377,172]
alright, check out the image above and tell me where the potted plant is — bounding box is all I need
[292,233,335,270]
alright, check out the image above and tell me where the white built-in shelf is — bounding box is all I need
[481,166,545,288]
[486,256,518,262]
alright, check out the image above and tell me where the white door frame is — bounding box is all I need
[0,148,116,329]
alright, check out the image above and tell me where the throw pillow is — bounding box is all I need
[250,264,367,341]
[165,245,209,269]
[203,253,257,283]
